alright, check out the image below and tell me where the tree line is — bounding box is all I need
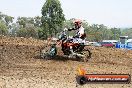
[0,0,131,41]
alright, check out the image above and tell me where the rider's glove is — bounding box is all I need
[64,28,68,31]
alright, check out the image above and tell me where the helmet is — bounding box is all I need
[74,19,82,24]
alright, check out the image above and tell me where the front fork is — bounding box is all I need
[70,46,74,54]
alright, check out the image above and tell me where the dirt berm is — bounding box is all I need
[0,36,132,88]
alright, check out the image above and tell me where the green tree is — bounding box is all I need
[34,16,42,27]
[87,24,103,41]
[63,18,75,28]
[0,21,8,35]
[16,26,38,38]
[0,12,14,32]
[4,15,14,26]
[37,27,48,39]
[27,27,38,38]
[10,23,19,37]
[110,28,121,40]
[0,12,4,21]
[41,0,65,39]
[16,28,27,37]
[122,28,132,38]
[17,17,27,28]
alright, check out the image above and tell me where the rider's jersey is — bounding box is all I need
[68,26,86,39]
[76,26,84,37]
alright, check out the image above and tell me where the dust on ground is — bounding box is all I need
[0,36,131,88]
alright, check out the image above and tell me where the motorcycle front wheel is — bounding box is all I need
[81,49,92,62]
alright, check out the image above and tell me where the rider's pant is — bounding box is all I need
[72,38,85,44]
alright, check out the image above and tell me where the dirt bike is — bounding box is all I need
[40,29,92,62]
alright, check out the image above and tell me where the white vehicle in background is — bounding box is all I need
[126,39,132,43]
[88,42,102,47]
[102,40,118,45]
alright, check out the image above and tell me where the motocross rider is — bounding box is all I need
[66,19,86,54]
[68,19,86,43]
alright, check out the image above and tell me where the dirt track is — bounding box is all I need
[0,36,132,88]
